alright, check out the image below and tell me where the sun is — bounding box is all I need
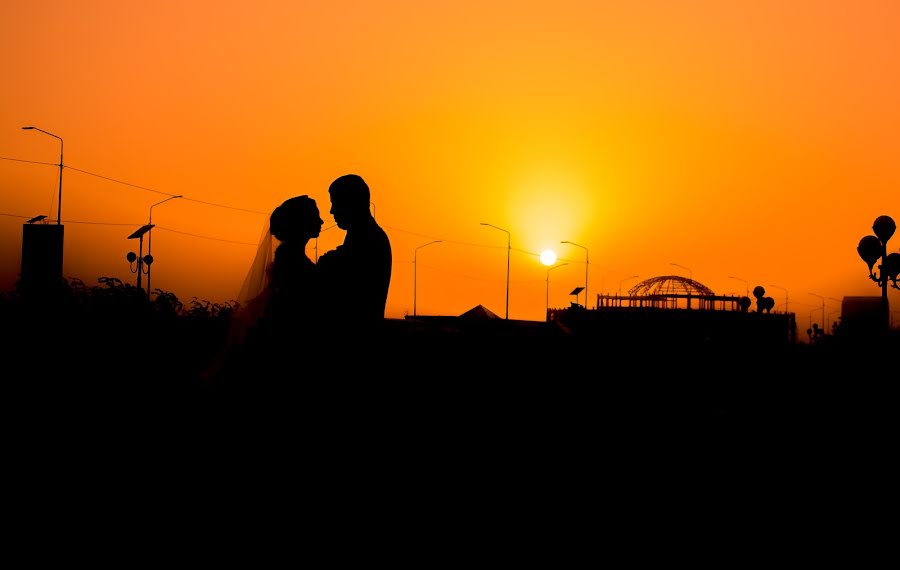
[540,249,557,266]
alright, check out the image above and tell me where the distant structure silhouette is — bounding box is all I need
[613,275,718,309]
[559,274,797,346]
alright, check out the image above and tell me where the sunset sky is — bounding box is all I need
[1,1,898,326]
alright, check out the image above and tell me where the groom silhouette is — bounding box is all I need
[317,174,392,336]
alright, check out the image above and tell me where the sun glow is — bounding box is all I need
[540,249,557,266]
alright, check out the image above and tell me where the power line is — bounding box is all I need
[0,156,57,167]
[2,212,259,246]
[64,165,173,196]
[382,224,542,259]
[153,225,257,246]
[0,212,42,220]
[4,157,566,259]
[64,165,269,215]
[1,212,133,227]
[3,156,271,216]
[179,196,268,215]
[55,219,141,227]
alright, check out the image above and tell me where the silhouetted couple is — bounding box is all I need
[213,173,392,391]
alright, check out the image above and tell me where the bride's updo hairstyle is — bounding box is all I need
[270,195,317,242]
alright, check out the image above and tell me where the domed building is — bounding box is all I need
[629,275,714,296]
[608,275,738,311]
[552,274,796,346]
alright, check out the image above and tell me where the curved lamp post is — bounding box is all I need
[827,308,842,332]
[670,262,692,281]
[561,240,588,309]
[728,275,749,297]
[828,296,842,326]
[619,274,639,295]
[146,195,183,299]
[857,215,899,333]
[807,308,824,341]
[768,284,789,314]
[480,222,510,319]
[546,262,568,322]
[413,240,441,317]
[22,126,63,225]
[808,292,825,335]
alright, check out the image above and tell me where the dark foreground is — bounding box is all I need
[7,310,896,460]
[3,279,895,542]
[5,309,897,535]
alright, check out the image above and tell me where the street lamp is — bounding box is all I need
[728,275,749,297]
[22,126,63,225]
[827,308,842,331]
[670,262,692,281]
[413,240,441,318]
[808,292,826,335]
[827,296,843,328]
[768,284,789,314]
[857,215,899,333]
[480,222,510,319]
[807,308,824,341]
[127,224,155,295]
[545,263,568,322]
[619,274,639,295]
[146,195,183,299]
[561,240,589,309]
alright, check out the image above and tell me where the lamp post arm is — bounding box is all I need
[546,262,568,322]
[413,240,441,317]
[57,137,63,226]
[769,284,789,314]
[146,195,183,300]
[561,241,589,308]
[22,126,64,225]
[481,223,511,319]
[670,263,692,281]
[728,276,749,297]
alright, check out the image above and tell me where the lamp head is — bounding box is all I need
[857,235,882,272]
[22,126,34,130]
[884,252,900,285]
[873,215,896,243]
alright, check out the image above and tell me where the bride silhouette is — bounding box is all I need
[206,195,324,390]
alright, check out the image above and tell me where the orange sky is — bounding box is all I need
[1,1,898,326]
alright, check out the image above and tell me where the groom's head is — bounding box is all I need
[329,174,371,230]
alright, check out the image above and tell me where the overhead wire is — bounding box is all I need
[3,157,552,270]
